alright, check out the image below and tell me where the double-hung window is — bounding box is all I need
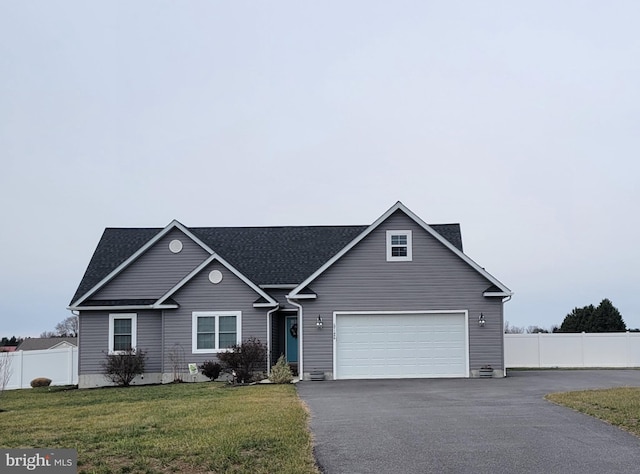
[386,230,412,261]
[192,311,242,353]
[109,313,137,354]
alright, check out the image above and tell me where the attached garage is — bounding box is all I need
[333,311,469,379]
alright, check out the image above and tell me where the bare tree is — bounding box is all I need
[39,331,57,338]
[526,326,549,334]
[504,321,525,334]
[55,315,79,337]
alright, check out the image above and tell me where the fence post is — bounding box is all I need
[18,350,25,388]
[537,332,542,368]
[68,347,73,385]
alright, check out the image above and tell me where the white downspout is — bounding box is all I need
[502,294,513,376]
[266,305,280,376]
[286,296,303,380]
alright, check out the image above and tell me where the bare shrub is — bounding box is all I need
[101,348,146,387]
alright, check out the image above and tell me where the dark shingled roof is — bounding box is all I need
[71,223,462,305]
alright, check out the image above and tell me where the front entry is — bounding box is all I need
[285,316,299,369]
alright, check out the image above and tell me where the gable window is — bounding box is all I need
[386,230,412,261]
[192,311,242,354]
[109,313,137,354]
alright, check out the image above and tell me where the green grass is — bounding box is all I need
[0,383,318,474]
[546,387,640,437]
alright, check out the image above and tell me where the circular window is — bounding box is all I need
[169,239,183,253]
[209,270,223,284]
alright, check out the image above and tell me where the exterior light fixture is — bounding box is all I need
[316,315,323,329]
[478,313,486,327]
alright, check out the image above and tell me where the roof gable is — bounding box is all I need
[70,220,212,307]
[155,253,277,308]
[289,201,512,298]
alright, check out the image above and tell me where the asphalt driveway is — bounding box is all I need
[297,370,640,474]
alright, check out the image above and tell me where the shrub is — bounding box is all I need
[101,348,146,387]
[30,377,52,388]
[269,355,293,384]
[217,337,266,384]
[199,361,222,381]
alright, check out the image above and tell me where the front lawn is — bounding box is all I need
[0,383,318,474]
[546,387,640,437]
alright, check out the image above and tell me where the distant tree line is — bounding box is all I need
[505,298,628,334]
[0,336,23,347]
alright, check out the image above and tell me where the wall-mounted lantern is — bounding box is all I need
[478,313,486,327]
[316,315,323,329]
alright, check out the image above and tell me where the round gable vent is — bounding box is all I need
[209,270,223,284]
[169,239,183,253]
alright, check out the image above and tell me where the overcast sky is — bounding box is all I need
[1,1,638,338]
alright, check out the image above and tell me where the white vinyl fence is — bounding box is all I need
[505,332,640,368]
[2,347,78,390]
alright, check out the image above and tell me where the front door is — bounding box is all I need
[285,316,298,364]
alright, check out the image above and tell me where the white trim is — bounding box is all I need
[332,310,469,380]
[191,311,242,354]
[290,201,512,298]
[483,291,511,297]
[71,220,215,307]
[155,253,277,308]
[286,297,304,377]
[259,284,298,289]
[108,313,137,355]
[284,293,316,300]
[386,230,412,262]
[49,341,76,350]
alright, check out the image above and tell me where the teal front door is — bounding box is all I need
[285,316,298,363]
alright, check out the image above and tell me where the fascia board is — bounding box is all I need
[71,219,214,307]
[290,201,512,297]
[285,293,317,300]
[155,254,278,308]
[68,304,179,311]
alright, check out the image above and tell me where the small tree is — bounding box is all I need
[269,355,293,384]
[101,348,146,387]
[217,337,266,383]
[199,361,223,381]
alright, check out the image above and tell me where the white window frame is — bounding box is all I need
[192,311,242,354]
[386,230,412,261]
[108,313,137,354]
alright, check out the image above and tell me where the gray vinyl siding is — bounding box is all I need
[93,228,209,300]
[162,260,269,370]
[300,210,505,376]
[78,310,162,375]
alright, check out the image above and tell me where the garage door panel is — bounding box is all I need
[335,312,467,379]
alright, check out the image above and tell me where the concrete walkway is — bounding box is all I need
[297,370,640,474]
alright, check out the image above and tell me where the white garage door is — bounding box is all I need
[334,312,468,379]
